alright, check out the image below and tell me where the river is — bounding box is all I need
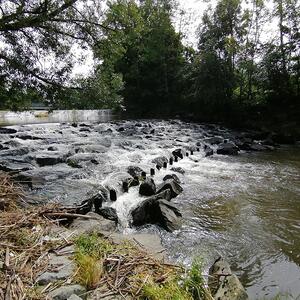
[0,117,299,299]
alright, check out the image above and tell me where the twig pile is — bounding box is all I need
[0,173,77,299]
[0,173,25,211]
[85,240,182,299]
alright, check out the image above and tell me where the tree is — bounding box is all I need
[0,0,107,108]
[95,0,184,116]
[59,65,124,110]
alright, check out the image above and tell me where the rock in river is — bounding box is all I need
[151,156,168,168]
[139,178,156,196]
[163,174,180,184]
[127,165,145,178]
[157,179,183,199]
[204,136,224,145]
[35,152,65,166]
[96,207,118,223]
[0,127,17,134]
[216,142,239,155]
[204,145,214,157]
[131,191,182,232]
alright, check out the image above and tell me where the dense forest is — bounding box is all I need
[0,0,299,129]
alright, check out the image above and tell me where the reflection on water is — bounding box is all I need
[0,109,112,126]
[162,147,300,299]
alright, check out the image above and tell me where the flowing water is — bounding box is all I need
[0,118,299,299]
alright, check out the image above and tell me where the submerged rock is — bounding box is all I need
[139,178,156,196]
[0,158,34,174]
[35,153,65,167]
[70,212,116,233]
[216,142,239,155]
[204,136,224,145]
[170,167,185,175]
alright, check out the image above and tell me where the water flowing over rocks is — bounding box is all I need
[0,119,290,297]
[216,142,239,155]
[139,178,156,196]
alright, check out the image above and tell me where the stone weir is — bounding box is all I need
[0,109,112,126]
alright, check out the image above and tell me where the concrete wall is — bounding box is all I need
[0,109,112,126]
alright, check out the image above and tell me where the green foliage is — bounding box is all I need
[141,258,211,300]
[75,233,113,258]
[182,259,206,300]
[59,66,124,110]
[142,279,193,300]
[75,253,103,289]
[0,0,104,107]
[95,0,185,116]
[74,233,112,289]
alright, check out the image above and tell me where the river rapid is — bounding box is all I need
[0,119,299,299]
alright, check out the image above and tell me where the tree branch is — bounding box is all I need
[0,0,78,31]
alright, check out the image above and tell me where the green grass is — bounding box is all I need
[142,279,193,300]
[75,232,113,258]
[74,233,111,289]
[141,259,213,300]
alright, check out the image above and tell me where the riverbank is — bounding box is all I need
[0,173,248,300]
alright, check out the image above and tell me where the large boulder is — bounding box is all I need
[158,200,182,232]
[208,257,248,300]
[157,179,183,199]
[216,142,239,155]
[131,191,182,232]
[139,178,156,196]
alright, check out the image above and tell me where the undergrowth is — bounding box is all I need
[73,233,213,299]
